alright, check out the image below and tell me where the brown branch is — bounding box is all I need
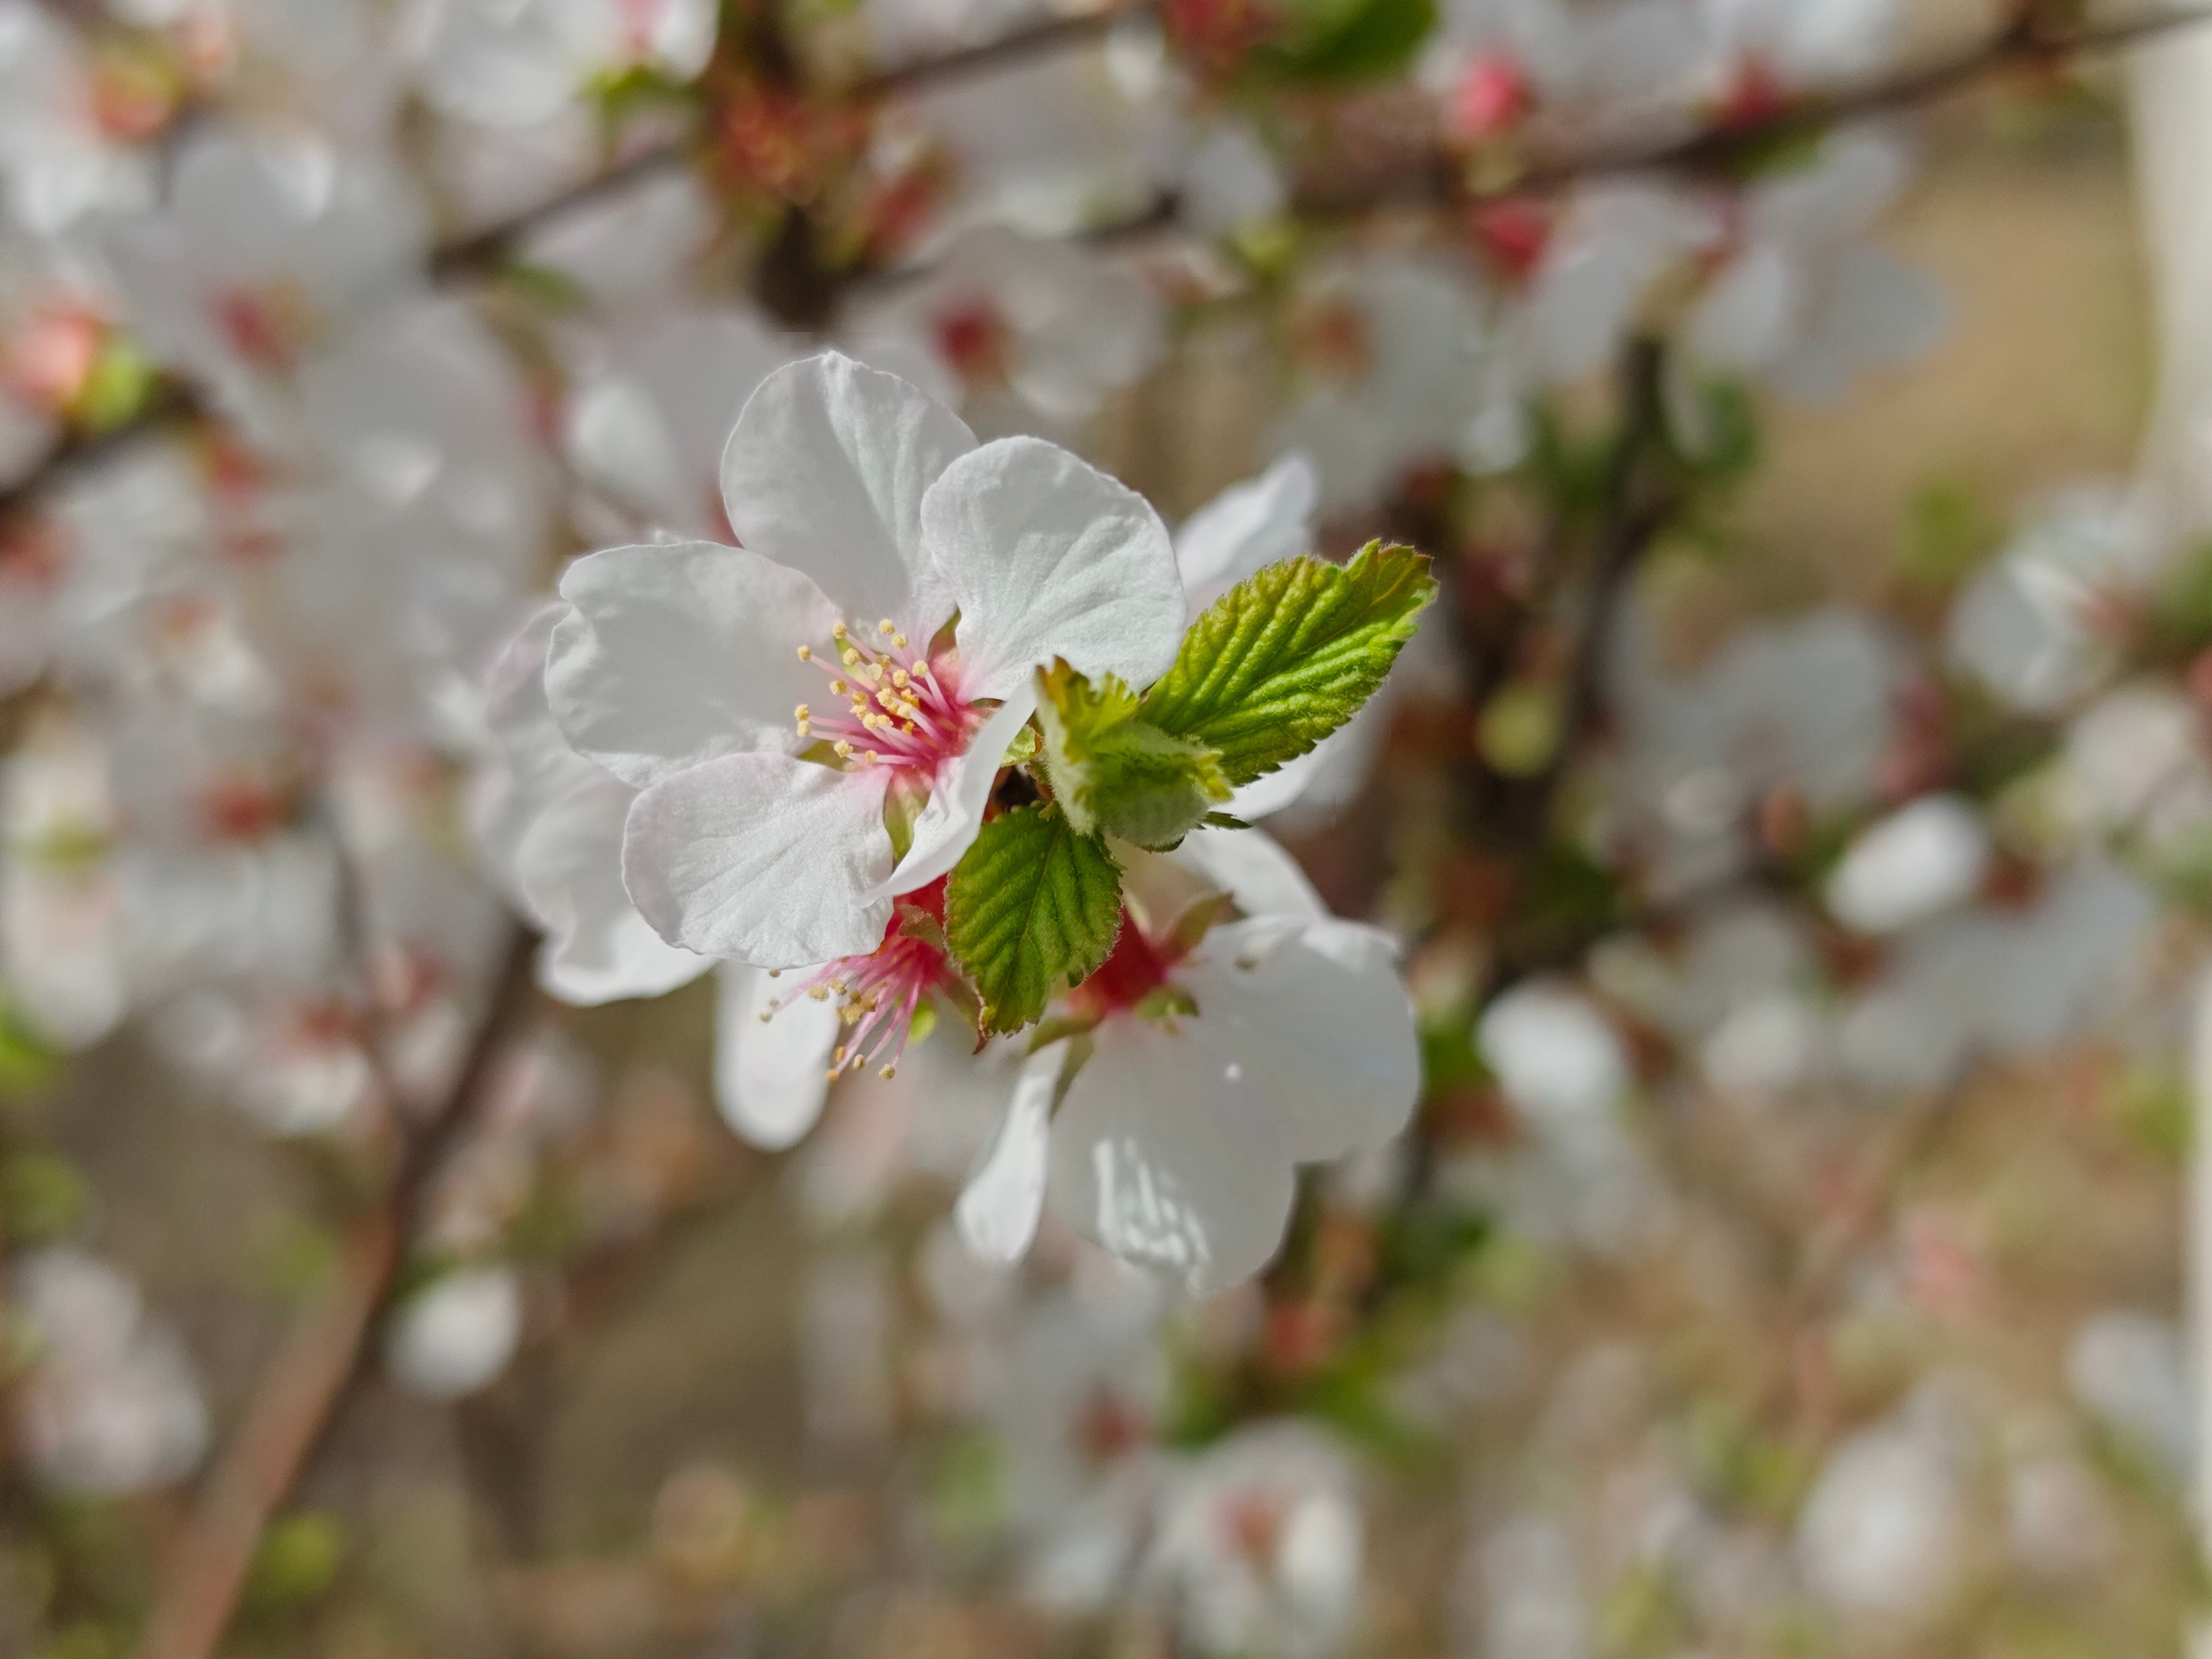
[1508,334,1674,840]
[1327,2,2212,213]
[429,144,692,282]
[132,925,540,1659]
[10,3,2201,514]
[0,381,200,526]
[857,2,1148,96]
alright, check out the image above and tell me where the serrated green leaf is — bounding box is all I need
[1139,542,1435,786]
[1035,660,1231,850]
[947,805,1123,1035]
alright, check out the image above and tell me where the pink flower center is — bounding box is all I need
[933,300,1010,388]
[5,306,102,410]
[212,283,313,372]
[1469,197,1553,282]
[1066,911,1177,1026]
[1445,52,1529,144]
[792,618,982,780]
[1715,58,1790,130]
[760,878,957,1081]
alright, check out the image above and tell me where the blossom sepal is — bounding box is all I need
[1034,658,1233,851]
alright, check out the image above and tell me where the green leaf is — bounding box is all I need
[1251,0,1435,83]
[245,1512,346,1612]
[947,805,1123,1035]
[0,1153,86,1243]
[72,338,157,435]
[1035,660,1231,850]
[1139,542,1435,786]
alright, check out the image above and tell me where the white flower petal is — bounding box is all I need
[1178,919,1419,1161]
[514,769,710,1004]
[923,436,1185,702]
[1048,1024,1296,1296]
[1172,825,1327,921]
[549,541,840,789]
[385,1268,522,1400]
[868,685,1039,901]
[623,754,894,967]
[712,961,838,1149]
[1174,453,1317,612]
[719,352,975,631]
[1825,793,1989,934]
[956,1041,1068,1263]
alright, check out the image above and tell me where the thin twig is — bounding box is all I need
[429,144,692,282]
[0,381,200,525]
[857,2,1148,95]
[6,2,2197,515]
[132,925,539,1659]
[1292,0,2212,216]
[1508,334,1673,841]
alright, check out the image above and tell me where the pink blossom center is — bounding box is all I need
[760,878,957,1080]
[212,283,312,372]
[792,618,982,780]
[1446,52,1529,144]
[933,300,1010,388]
[5,306,102,409]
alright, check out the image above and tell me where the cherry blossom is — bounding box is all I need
[957,825,1418,1294]
[547,349,1186,967]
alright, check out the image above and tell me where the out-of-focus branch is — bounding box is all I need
[1292,0,2212,216]
[1507,334,1674,841]
[132,926,540,1659]
[0,380,200,525]
[858,1,1149,95]
[8,3,2203,516]
[428,144,692,282]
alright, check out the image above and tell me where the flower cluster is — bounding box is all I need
[500,348,1427,1291]
[0,1,2198,1658]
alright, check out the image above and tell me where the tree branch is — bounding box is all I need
[1507,334,1674,840]
[131,925,541,1659]
[1292,1,2212,217]
[857,2,1147,95]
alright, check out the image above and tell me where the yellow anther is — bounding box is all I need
[861,663,883,682]
[879,1064,896,1080]
[829,679,847,696]
[865,750,881,764]
[767,969,781,978]
[757,1011,771,1023]
[913,660,932,678]
[832,1044,846,1063]
[808,985,828,1001]
[833,740,853,758]
[840,649,861,668]
[796,644,813,660]
[832,622,848,639]
[893,633,909,650]
[878,619,896,636]
[901,722,917,736]
[892,669,911,688]
[795,703,811,721]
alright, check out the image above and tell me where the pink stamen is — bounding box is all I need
[794,620,982,776]
[762,878,959,1080]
